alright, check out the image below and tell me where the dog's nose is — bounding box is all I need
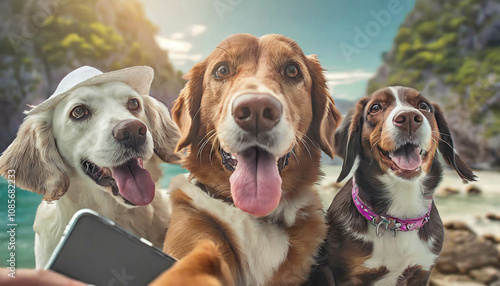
[113,119,147,148]
[393,110,423,133]
[232,94,283,135]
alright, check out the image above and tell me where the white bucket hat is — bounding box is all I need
[27,65,154,115]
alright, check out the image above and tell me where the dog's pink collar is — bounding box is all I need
[351,177,432,236]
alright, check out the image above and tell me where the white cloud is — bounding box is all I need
[155,35,203,69]
[154,25,208,70]
[189,25,207,37]
[155,35,192,53]
[325,70,374,87]
[168,52,203,62]
[170,32,185,40]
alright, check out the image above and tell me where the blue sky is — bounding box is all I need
[140,0,416,101]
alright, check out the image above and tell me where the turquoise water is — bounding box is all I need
[2,162,499,269]
[0,164,187,268]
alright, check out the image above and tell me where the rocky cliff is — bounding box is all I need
[0,0,185,150]
[368,0,500,169]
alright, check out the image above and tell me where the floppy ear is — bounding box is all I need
[142,95,182,164]
[172,61,207,151]
[0,112,70,201]
[305,54,342,159]
[336,97,368,183]
[433,104,477,182]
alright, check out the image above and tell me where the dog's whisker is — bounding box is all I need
[197,138,210,158]
[431,134,454,150]
[291,149,299,165]
[297,136,312,160]
[209,133,219,165]
[191,106,202,126]
[297,134,311,149]
[431,131,450,137]
[297,131,320,151]
[198,129,216,146]
[198,132,218,164]
[371,138,382,152]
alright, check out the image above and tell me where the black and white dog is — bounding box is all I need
[308,86,476,286]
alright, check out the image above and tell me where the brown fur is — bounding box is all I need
[309,87,475,286]
[396,265,430,286]
[155,34,341,286]
[358,88,438,178]
[160,190,239,285]
[150,239,234,286]
[269,194,327,285]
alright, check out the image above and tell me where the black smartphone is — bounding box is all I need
[45,209,175,285]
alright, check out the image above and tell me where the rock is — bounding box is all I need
[429,272,484,286]
[465,185,482,195]
[444,221,472,231]
[483,234,500,244]
[469,266,500,284]
[435,229,500,274]
[479,18,500,48]
[0,0,186,151]
[486,213,500,221]
[437,186,460,196]
[367,0,500,169]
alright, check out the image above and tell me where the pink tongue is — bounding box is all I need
[229,148,282,217]
[392,146,422,171]
[111,158,155,206]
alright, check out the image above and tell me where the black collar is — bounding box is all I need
[219,148,291,173]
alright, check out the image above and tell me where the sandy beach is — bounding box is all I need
[318,165,500,285]
[318,165,500,236]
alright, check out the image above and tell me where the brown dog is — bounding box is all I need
[307,86,476,286]
[150,34,341,286]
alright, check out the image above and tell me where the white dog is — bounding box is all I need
[0,66,180,268]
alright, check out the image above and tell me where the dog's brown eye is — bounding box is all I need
[70,106,90,120]
[214,64,230,79]
[369,104,381,114]
[127,98,140,110]
[418,101,431,112]
[285,64,299,78]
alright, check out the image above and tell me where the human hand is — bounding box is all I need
[0,268,88,286]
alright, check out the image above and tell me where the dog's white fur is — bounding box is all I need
[361,86,438,285]
[0,82,180,268]
[360,223,438,286]
[170,174,291,286]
